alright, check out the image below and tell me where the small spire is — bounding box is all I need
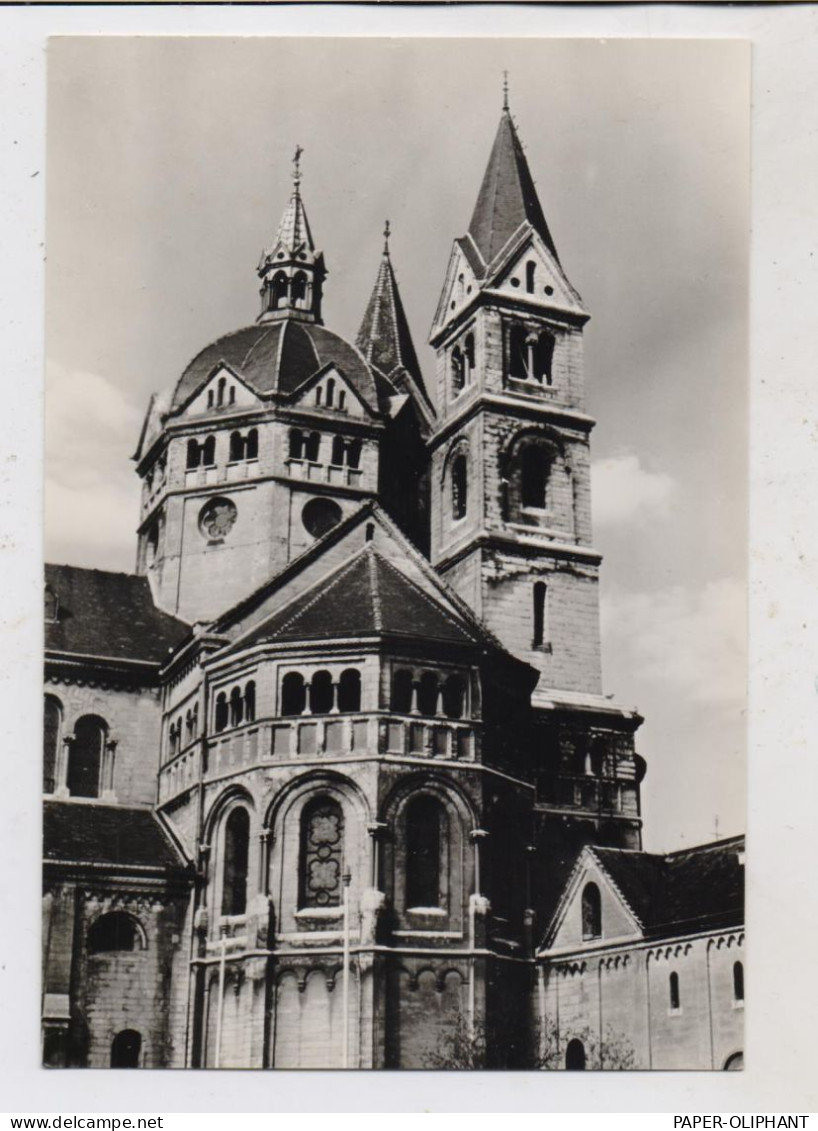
[292,145,304,192]
[502,71,510,112]
[383,219,391,257]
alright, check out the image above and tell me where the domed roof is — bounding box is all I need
[171,319,381,413]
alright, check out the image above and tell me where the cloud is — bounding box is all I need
[45,362,143,570]
[600,577,746,708]
[591,453,675,527]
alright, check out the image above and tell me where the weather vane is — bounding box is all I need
[383,219,391,256]
[503,71,510,111]
[292,145,304,189]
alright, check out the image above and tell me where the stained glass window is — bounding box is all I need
[300,797,344,909]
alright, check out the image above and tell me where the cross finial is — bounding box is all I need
[713,814,720,841]
[502,71,510,112]
[292,145,304,190]
[383,219,391,256]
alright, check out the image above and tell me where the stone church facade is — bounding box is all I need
[41,100,740,1070]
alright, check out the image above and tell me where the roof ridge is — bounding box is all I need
[367,545,383,631]
[587,847,646,931]
[370,550,478,641]
[240,321,281,375]
[263,546,371,639]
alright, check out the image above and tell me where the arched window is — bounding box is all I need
[217,377,226,407]
[331,435,345,466]
[214,693,228,733]
[43,695,61,794]
[272,272,289,310]
[406,796,445,908]
[338,669,361,713]
[417,672,439,717]
[309,670,334,715]
[733,961,744,1002]
[521,445,549,510]
[110,1030,141,1069]
[246,429,258,460]
[451,346,465,394]
[228,385,236,405]
[222,807,250,916]
[326,378,335,408]
[581,882,601,939]
[441,675,465,719]
[338,390,347,411]
[288,430,304,460]
[244,681,256,724]
[202,435,216,467]
[44,585,59,623]
[229,432,244,462]
[669,971,680,1011]
[451,454,468,521]
[464,333,475,380]
[207,390,214,409]
[303,432,321,463]
[533,581,547,647]
[281,672,306,717]
[508,324,529,381]
[88,911,139,954]
[229,687,244,728]
[300,797,344,908]
[392,669,414,714]
[169,720,178,757]
[534,332,555,385]
[291,271,307,303]
[67,715,106,798]
[346,438,362,470]
[526,260,536,294]
[565,1038,586,1070]
[186,439,200,470]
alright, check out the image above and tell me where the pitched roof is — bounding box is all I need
[468,109,559,267]
[235,545,485,650]
[170,319,379,413]
[43,800,189,872]
[592,836,745,937]
[45,564,189,666]
[356,249,428,400]
[273,186,315,255]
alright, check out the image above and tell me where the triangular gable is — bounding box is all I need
[287,362,376,420]
[173,363,263,419]
[484,227,588,321]
[540,847,644,954]
[208,502,524,668]
[133,391,165,465]
[430,239,482,340]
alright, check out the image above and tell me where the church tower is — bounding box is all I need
[429,93,601,699]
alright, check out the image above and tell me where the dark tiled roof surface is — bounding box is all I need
[43,800,189,871]
[238,546,483,649]
[356,253,427,397]
[468,110,559,266]
[171,319,378,412]
[45,564,189,665]
[593,837,745,935]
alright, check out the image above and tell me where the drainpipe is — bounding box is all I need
[342,872,352,1068]
[214,932,227,1068]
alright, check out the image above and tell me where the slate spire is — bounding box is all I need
[467,96,559,266]
[356,222,428,401]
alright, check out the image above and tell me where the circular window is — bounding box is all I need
[510,277,520,288]
[199,497,237,541]
[302,497,343,538]
[544,285,554,296]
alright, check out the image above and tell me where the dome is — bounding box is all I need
[171,319,382,413]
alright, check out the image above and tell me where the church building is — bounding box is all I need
[41,95,740,1070]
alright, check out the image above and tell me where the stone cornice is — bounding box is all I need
[429,392,596,451]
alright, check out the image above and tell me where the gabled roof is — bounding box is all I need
[170,319,379,414]
[45,564,189,666]
[235,544,485,650]
[542,836,745,949]
[43,800,190,873]
[468,109,559,267]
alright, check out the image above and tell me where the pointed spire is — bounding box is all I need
[273,145,316,254]
[467,99,559,266]
[357,225,428,402]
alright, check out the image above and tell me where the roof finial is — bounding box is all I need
[383,219,391,257]
[292,145,304,192]
[502,71,510,112]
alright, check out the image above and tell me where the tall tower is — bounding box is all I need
[429,95,601,699]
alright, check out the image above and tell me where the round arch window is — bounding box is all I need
[301,497,343,538]
[199,497,237,541]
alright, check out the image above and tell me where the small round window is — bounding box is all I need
[302,497,343,538]
[199,497,237,542]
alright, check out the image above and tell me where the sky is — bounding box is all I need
[45,37,749,851]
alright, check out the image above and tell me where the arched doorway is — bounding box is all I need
[565,1038,586,1070]
[724,1051,744,1071]
[110,1029,141,1068]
